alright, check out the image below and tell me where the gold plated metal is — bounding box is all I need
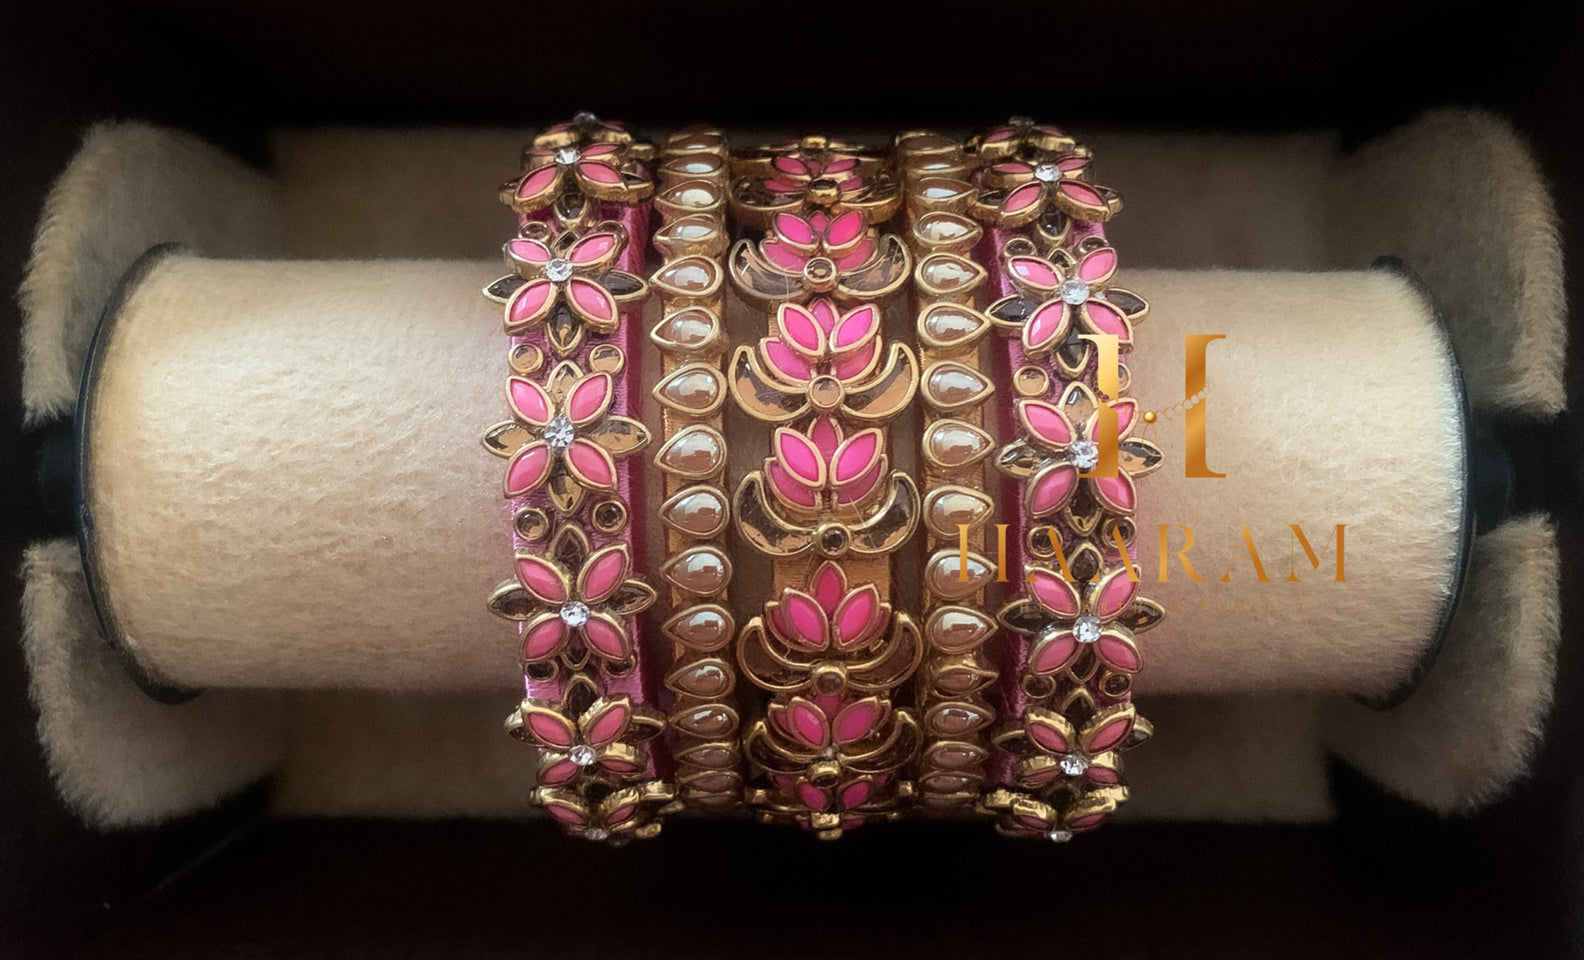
[649,127,745,811]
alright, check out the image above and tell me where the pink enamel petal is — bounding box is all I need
[778,590,830,650]
[823,157,857,174]
[833,238,877,272]
[772,155,810,178]
[514,165,561,204]
[826,210,865,246]
[809,561,846,614]
[581,141,620,158]
[773,212,817,245]
[1094,567,1140,619]
[991,161,1032,176]
[565,372,614,426]
[582,701,631,747]
[1023,300,1072,353]
[1082,301,1133,344]
[762,238,810,272]
[568,232,619,265]
[776,303,827,358]
[762,338,815,383]
[1027,568,1082,618]
[507,377,553,426]
[1091,472,1137,514]
[521,617,568,661]
[1097,632,1142,673]
[1002,181,1046,215]
[504,442,552,497]
[833,698,885,746]
[831,305,880,350]
[506,278,555,329]
[1020,764,1064,788]
[599,756,643,775]
[831,429,882,485]
[796,783,831,811]
[1029,630,1081,676]
[1105,399,1138,439]
[1078,246,1118,283]
[767,462,820,509]
[807,298,838,333]
[537,758,579,786]
[1027,463,1079,517]
[544,803,587,826]
[526,711,577,749]
[581,613,631,661]
[1007,256,1061,292]
[576,159,623,185]
[515,555,568,604]
[1086,715,1134,752]
[785,699,831,750]
[578,545,630,605]
[1086,762,1123,786]
[807,417,841,458]
[603,803,638,828]
[1020,400,1075,447]
[567,278,617,325]
[834,458,885,507]
[774,427,827,486]
[506,237,553,264]
[832,341,880,382]
[837,780,872,810]
[565,439,617,491]
[1057,179,1106,207]
[1058,155,1089,174]
[1027,717,1073,754]
[1068,812,1107,830]
[831,584,882,648]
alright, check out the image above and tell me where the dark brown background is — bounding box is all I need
[3,2,1582,957]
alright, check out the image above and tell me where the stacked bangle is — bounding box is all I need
[482,116,1162,842]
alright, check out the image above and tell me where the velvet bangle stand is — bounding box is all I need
[19,112,1563,827]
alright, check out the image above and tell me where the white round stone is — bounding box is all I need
[1060,277,1091,305]
[584,826,610,842]
[543,414,575,451]
[1046,828,1074,843]
[554,146,581,166]
[1033,162,1060,183]
[1069,439,1099,471]
[559,600,590,627]
[544,257,573,282]
[1059,753,1090,776]
[569,744,597,767]
[573,111,598,126]
[1073,614,1102,644]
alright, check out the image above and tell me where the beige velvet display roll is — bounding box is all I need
[81,253,1464,700]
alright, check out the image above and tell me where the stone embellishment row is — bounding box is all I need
[727,135,923,838]
[895,131,1001,815]
[483,114,678,844]
[645,127,746,812]
[971,117,1164,840]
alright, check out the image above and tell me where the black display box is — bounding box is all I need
[3,2,1583,956]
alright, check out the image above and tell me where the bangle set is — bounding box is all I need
[484,114,1162,843]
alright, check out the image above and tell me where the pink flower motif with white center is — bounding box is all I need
[997,379,1162,520]
[993,244,1136,355]
[497,231,647,354]
[507,118,652,212]
[537,782,672,844]
[766,417,888,513]
[760,210,877,274]
[996,703,1138,792]
[510,541,655,666]
[982,152,1120,226]
[1017,558,1145,679]
[765,559,891,653]
[518,693,662,787]
[503,370,637,499]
